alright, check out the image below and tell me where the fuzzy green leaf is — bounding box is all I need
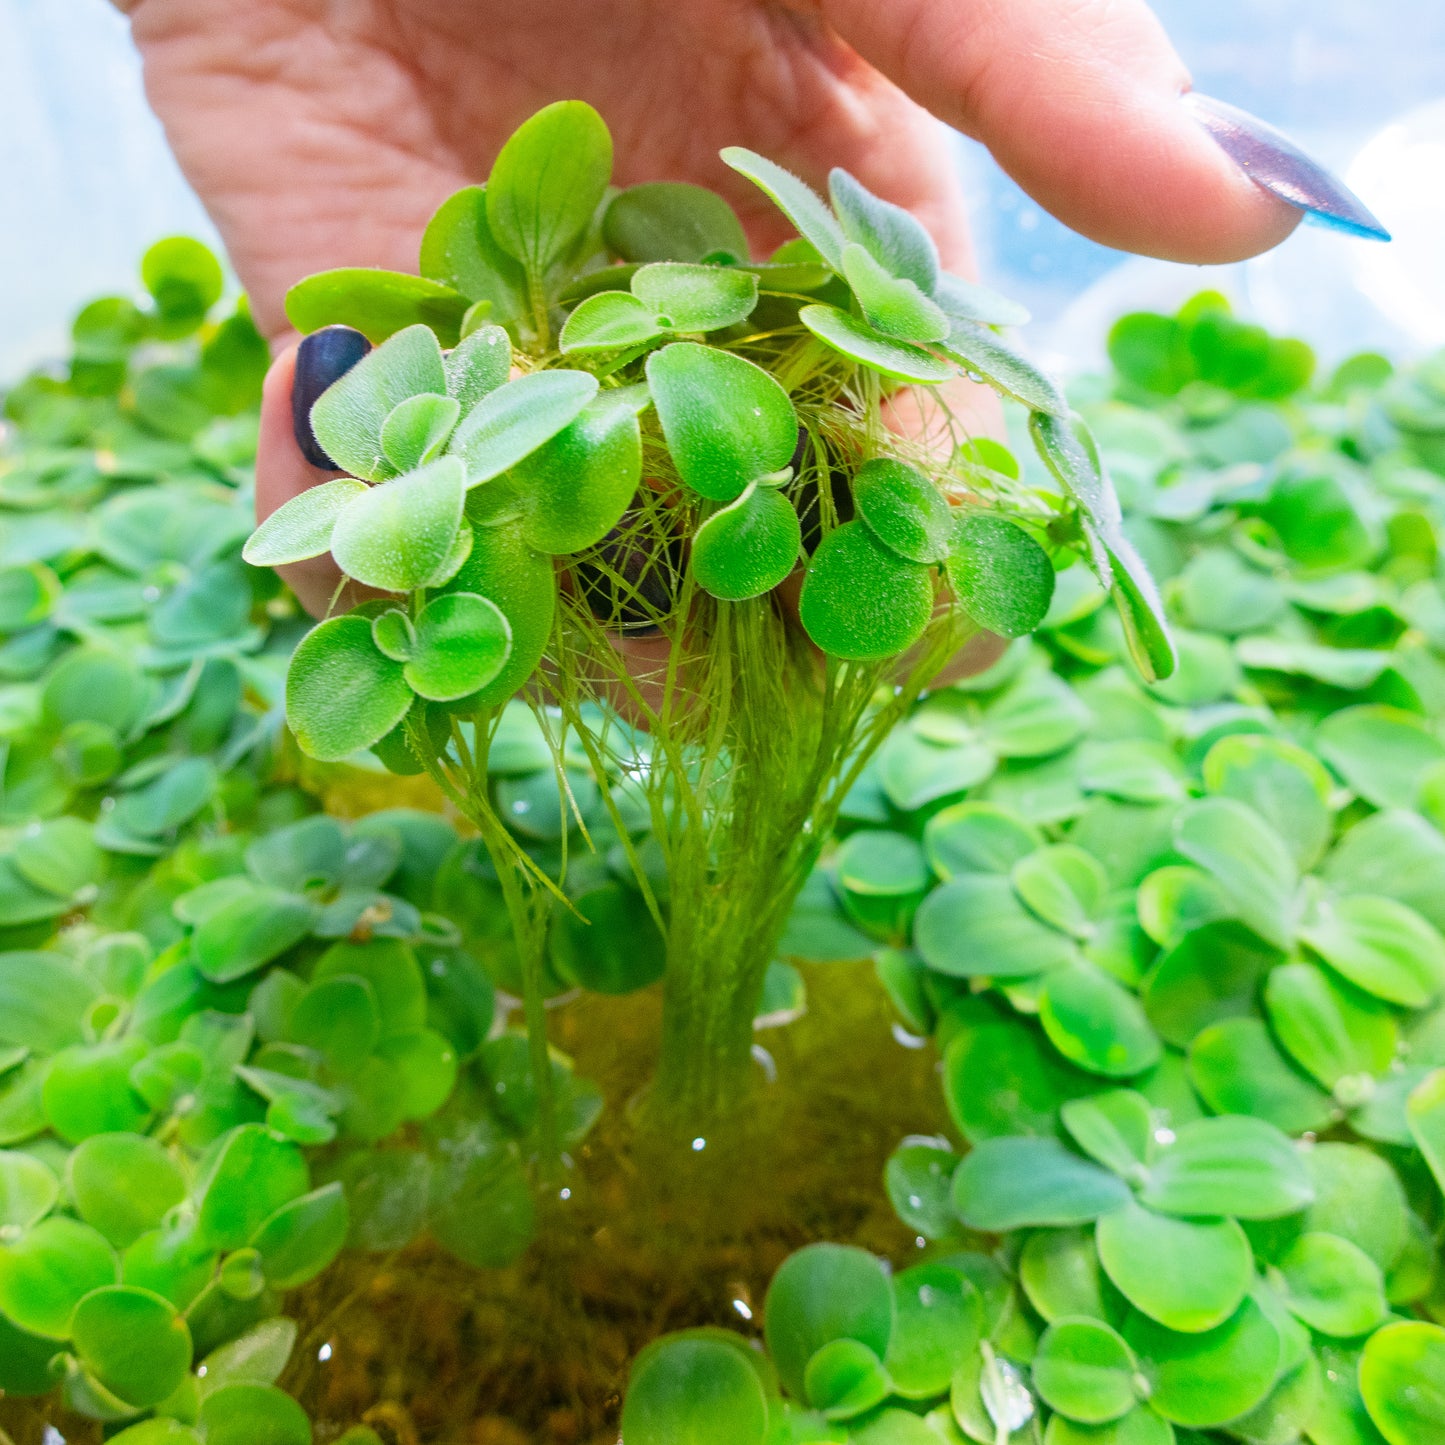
[486,101,612,283]
[286,614,411,762]
[309,323,447,481]
[952,1136,1131,1231]
[509,390,641,554]
[379,392,460,472]
[285,269,468,346]
[404,592,512,702]
[419,186,528,325]
[622,1334,769,1445]
[604,182,750,264]
[448,369,599,487]
[243,479,368,567]
[840,244,949,343]
[800,304,953,384]
[559,291,661,353]
[330,455,465,592]
[646,342,797,501]
[690,482,801,600]
[631,262,759,331]
[947,513,1056,638]
[720,148,845,269]
[852,457,953,564]
[799,520,933,661]
[828,169,939,293]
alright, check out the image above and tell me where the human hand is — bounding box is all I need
[124,0,1377,675]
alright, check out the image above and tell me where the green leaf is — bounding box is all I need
[852,458,953,565]
[199,1382,313,1445]
[1172,798,1297,951]
[622,1334,769,1445]
[43,1039,153,1141]
[1321,809,1445,935]
[884,1143,961,1241]
[330,455,465,591]
[309,323,447,481]
[1276,1232,1388,1338]
[243,479,369,567]
[285,268,468,346]
[943,1009,1098,1142]
[286,614,411,762]
[720,148,845,269]
[419,186,528,324]
[632,262,759,331]
[828,169,939,292]
[13,816,101,898]
[1040,963,1162,1078]
[605,182,749,264]
[196,1317,297,1395]
[1060,1090,1152,1179]
[559,290,662,352]
[249,1183,348,1289]
[646,342,796,501]
[1013,846,1106,939]
[1406,1069,1445,1200]
[1301,894,1445,1008]
[798,520,933,661]
[71,1285,193,1408]
[1186,1017,1336,1135]
[403,592,512,702]
[427,1132,534,1268]
[1141,919,1281,1047]
[1097,1201,1251,1333]
[379,392,460,472]
[290,974,379,1073]
[510,390,641,555]
[947,514,1056,638]
[445,324,512,414]
[438,518,555,708]
[1125,1297,1282,1429]
[486,100,612,284]
[951,1136,1130,1230]
[1359,1322,1445,1445]
[691,482,801,600]
[68,1134,186,1248]
[142,236,223,332]
[803,1337,891,1418]
[194,1124,309,1252]
[799,304,953,383]
[192,885,317,983]
[1020,1227,1117,1326]
[924,802,1042,879]
[1032,1317,1138,1424]
[915,872,1080,978]
[1315,705,1445,809]
[0,1148,57,1230]
[0,562,59,630]
[1202,734,1333,872]
[1139,1116,1312,1219]
[840,243,949,343]
[940,319,1068,417]
[1042,1407,1174,1445]
[934,272,1031,329]
[0,1215,117,1337]
[448,369,599,487]
[885,1264,982,1399]
[1264,962,1396,1093]
[764,1243,894,1401]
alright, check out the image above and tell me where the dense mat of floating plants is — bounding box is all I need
[1,198,1445,1445]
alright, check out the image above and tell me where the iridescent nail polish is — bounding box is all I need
[1184,92,1391,242]
[291,325,372,468]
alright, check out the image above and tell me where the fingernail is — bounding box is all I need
[292,325,372,468]
[1183,92,1390,242]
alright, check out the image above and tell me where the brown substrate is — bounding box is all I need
[0,960,950,1445]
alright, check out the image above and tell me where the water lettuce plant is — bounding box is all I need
[2,208,1443,1443]
[253,100,1170,1129]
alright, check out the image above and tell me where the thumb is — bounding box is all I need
[819,0,1359,264]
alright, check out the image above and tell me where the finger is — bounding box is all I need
[257,344,360,617]
[819,0,1305,263]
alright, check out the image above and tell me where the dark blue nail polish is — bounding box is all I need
[291,325,372,468]
[1183,92,1391,242]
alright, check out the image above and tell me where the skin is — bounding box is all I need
[122,0,1301,677]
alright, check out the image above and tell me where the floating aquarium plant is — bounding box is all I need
[251,100,1172,1133]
